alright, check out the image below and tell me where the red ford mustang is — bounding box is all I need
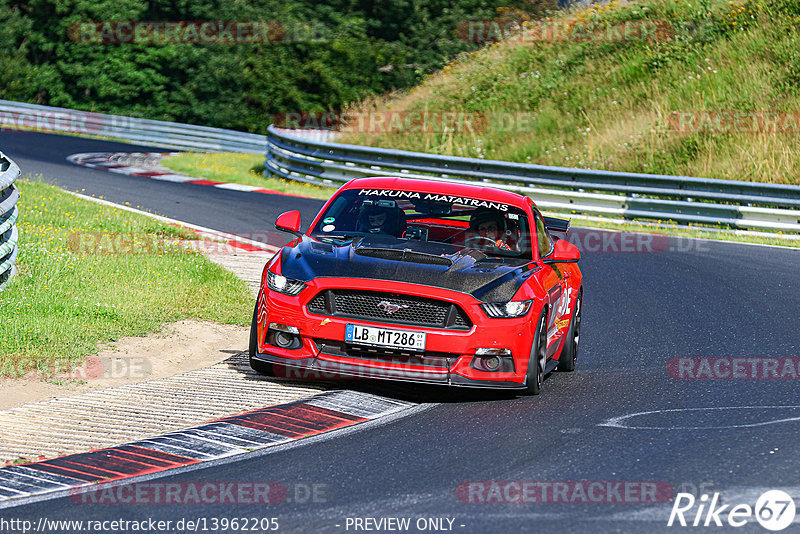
[249,177,582,394]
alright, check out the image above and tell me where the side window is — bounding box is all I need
[509,214,533,259]
[534,214,552,259]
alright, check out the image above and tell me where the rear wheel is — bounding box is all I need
[248,302,274,376]
[557,290,582,372]
[523,310,548,395]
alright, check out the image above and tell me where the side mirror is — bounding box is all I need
[275,210,302,237]
[543,238,580,264]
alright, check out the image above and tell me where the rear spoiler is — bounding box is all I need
[543,216,570,234]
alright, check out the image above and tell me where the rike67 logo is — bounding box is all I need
[668,490,796,531]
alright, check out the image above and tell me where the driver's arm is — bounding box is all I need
[494,239,512,251]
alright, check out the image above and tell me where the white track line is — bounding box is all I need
[66,190,280,253]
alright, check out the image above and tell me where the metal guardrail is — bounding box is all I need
[0,152,20,290]
[265,125,800,233]
[0,100,336,152]
[0,99,269,153]
[2,98,797,233]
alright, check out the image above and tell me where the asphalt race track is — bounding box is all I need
[3,130,800,533]
[0,130,324,241]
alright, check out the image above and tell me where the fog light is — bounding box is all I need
[275,331,295,348]
[267,323,302,350]
[470,348,514,373]
[483,356,502,371]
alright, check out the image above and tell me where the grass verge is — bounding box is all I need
[338,0,800,185]
[0,178,253,378]
[160,152,337,200]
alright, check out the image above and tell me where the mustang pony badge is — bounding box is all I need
[378,301,410,315]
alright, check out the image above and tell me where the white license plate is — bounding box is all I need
[345,324,426,351]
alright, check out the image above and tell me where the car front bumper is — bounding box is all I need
[255,277,547,389]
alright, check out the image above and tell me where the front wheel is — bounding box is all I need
[248,302,274,376]
[523,310,548,395]
[557,289,582,372]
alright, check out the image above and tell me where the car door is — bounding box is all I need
[533,211,567,356]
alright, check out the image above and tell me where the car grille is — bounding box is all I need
[313,339,455,369]
[307,289,471,330]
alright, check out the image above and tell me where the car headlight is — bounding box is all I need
[481,300,533,318]
[267,271,306,296]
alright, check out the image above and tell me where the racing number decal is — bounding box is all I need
[554,287,572,330]
[545,264,565,333]
[548,285,563,331]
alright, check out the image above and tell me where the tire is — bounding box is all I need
[557,289,582,372]
[248,302,274,376]
[523,310,548,395]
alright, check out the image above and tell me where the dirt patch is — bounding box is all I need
[0,320,248,410]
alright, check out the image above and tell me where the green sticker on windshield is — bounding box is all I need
[323,217,335,224]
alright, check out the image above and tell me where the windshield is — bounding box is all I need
[310,188,533,259]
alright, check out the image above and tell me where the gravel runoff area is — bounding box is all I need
[0,216,328,463]
[0,352,324,463]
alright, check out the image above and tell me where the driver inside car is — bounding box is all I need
[466,209,512,251]
[356,204,407,237]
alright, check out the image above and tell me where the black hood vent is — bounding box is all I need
[355,247,453,266]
